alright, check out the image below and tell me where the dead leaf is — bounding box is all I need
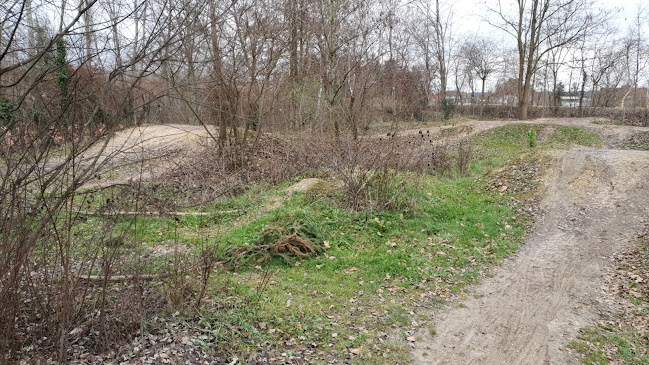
[323,241,331,248]
[349,348,362,355]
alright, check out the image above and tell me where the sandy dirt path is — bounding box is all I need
[412,147,649,364]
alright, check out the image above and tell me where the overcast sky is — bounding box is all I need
[448,0,646,37]
[436,0,648,89]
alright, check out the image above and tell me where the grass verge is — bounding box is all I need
[592,119,626,126]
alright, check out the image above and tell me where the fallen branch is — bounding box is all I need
[89,210,237,217]
[78,243,226,283]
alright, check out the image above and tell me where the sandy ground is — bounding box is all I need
[411,138,649,363]
[77,124,216,188]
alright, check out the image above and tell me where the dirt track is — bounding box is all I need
[412,143,649,362]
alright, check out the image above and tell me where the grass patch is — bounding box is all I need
[205,174,529,363]
[473,124,602,172]
[624,132,649,151]
[570,326,649,365]
[592,119,625,126]
[543,125,602,149]
[437,125,473,139]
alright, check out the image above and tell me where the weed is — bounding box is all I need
[456,141,473,175]
[427,323,437,336]
[527,128,537,148]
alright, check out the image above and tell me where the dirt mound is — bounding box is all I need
[412,149,649,364]
[78,124,216,188]
[84,124,215,167]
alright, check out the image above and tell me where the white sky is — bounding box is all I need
[450,0,646,36]
[441,0,648,90]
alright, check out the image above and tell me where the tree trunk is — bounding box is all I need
[480,77,486,117]
[209,1,227,148]
[435,0,446,104]
[578,70,586,115]
[288,0,298,81]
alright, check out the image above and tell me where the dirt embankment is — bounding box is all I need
[412,148,649,364]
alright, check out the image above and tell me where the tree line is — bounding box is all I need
[1,0,647,143]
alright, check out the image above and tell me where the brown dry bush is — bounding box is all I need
[159,134,324,205]
[308,132,461,211]
[456,141,473,175]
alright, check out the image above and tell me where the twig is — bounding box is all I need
[78,260,226,282]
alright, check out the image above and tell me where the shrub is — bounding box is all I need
[441,98,456,120]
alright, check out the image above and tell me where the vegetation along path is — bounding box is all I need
[412,126,649,363]
[50,117,648,363]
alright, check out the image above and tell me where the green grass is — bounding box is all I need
[592,119,625,126]
[473,124,602,172]
[198,173,528,362]
[544,125,602,149]
[570,326,649,365]
[66,123,603,363]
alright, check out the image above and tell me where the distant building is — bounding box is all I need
[559,93,590,108]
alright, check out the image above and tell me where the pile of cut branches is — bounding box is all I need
[223,220,324,267]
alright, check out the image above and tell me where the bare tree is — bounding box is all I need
[462,37,499,116]
[489,0,597,119]
[410,0,453,106]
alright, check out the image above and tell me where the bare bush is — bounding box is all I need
[457,141,473,175]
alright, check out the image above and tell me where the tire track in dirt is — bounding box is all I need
[412,149,649,364]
